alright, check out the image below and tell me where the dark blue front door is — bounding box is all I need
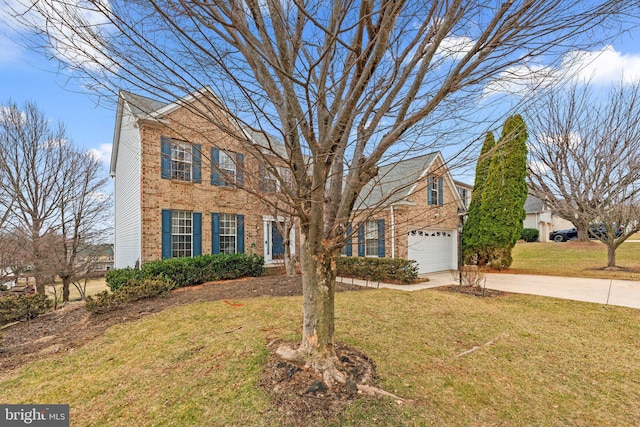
[272,222,285,258]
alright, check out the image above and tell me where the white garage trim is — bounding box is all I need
[407,229,458,274]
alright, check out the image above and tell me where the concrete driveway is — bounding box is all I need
[482,273,640,309]
[337,272,640,309]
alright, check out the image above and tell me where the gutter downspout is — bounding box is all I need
[391,205,396,259]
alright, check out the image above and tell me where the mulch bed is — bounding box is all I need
[0,275,366,374]
[436,285,508,298]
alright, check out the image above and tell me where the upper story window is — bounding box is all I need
[458,187,469,208]
[428,175,444,206]
[211,148,243,187]
[260,165,294,193]
[171,141,192,181]
[161,137,202,183]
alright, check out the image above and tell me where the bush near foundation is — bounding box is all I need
[106,253,265,291]
[337,257,419,284]
[85,278,175,313]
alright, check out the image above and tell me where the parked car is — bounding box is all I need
[550,224,624,242]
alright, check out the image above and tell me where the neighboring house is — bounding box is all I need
[110,88,466,274]
[523,194,574,242]
[76,244,114,273]
[454,180,473,209]
[345,152,467,274]
[110,88,297,268]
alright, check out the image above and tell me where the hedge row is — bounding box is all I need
[337,257,419,284]
[85,278,175,313]
[0,294,52,325]
[105,253,265,291]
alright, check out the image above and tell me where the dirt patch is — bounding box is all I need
[436,285,508,298]
[0,275,367,374]
[260,342,378,426]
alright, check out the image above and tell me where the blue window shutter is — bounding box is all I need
[358,224,365,257]
[192,144,202,183]
[211,212,220,254]
[377,219,385,258]
[237,214,245,253]
[236,153,244,186]
[161,137,171,179]
[438,177,444,206]
[193,212,202,256]
[345,223,352,256]
[210,148,220,186]
[427,175,434,205]
[161,209,172,259]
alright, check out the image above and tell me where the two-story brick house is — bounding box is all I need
[110,88,466,274]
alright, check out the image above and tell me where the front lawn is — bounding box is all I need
[510,240,640,280]
[2,287,639,426]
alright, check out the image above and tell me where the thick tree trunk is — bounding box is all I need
[276,230,345,386]
[283,241,296,277]
[607,244,616,268]
[62,276,71,303]
[576,220,591,242]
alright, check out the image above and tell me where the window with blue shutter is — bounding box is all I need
[236,153,244,186]
[192,144,202,183]
[237,214,245,253]
[345,224,353,256]
[377,219,385,257]
[161,137,171,179]
[193,212,202,256]
[428,175,434,205]
[211,212,220,254]
[161,209,172,259]
[358,224,365,257]
[211,148,221,186]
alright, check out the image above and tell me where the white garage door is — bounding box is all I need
[407,229,456,274]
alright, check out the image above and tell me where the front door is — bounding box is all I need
[272,222,285,259]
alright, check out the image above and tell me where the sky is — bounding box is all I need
[1,8,640,181]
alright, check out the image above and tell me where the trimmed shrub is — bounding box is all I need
[0,294,52,325]
[141,253,264,288]
[85,277,175,313]
[521,228,539,242]
[105,267,144,291]
[105,253,265,291]
[337,257,418,284]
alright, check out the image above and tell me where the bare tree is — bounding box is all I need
[0,101,111,299]
[0,101,68,294]
[54,150,111,302]
[528,81,640,266]
[8,0,639,385]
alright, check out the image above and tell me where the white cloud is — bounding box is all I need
[483,63,555,98]
[562,45,640,84]
[483,45,640,98]
[436,36,475,61]
[87,143,112,165]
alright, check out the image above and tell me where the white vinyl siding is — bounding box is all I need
[113,103,142,268]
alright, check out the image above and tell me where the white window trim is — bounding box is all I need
[172,210,193,258]
[219,213,237,254]
[171,141,192,182]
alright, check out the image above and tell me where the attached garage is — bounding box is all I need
[407,229,457,274]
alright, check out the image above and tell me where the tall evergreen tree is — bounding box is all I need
[477,114,529,269]
[462,131,496,263]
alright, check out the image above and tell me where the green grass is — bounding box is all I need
[511,241,640,280]
[2,289,640,426]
